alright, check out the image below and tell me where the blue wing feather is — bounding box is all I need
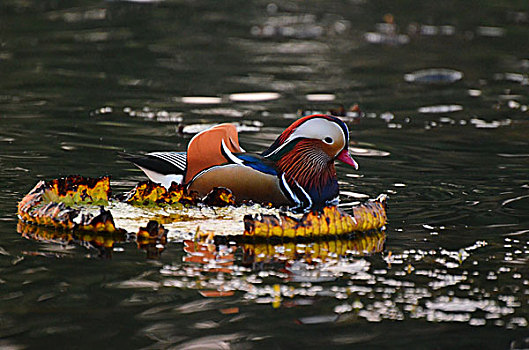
[235,154,279,175]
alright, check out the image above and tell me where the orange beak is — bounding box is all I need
[336,149,359,170]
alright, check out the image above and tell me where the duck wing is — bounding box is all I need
[120,151,186,174]
[119,151,187,187]
[184,123,243,183]
[120,123,244,188]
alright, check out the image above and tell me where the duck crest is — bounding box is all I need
[263,114,329,152]
[264,114,349,155]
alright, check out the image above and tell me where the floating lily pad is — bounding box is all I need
[243,196,387,239]
[17,176,388,244]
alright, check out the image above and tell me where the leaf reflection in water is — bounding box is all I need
[16,219,166,259]
[156,231,386,309]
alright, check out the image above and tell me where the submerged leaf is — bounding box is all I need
[136,220,168,259]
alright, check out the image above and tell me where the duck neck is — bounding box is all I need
[271,140,338,205]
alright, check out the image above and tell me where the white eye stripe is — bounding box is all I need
[264,118,347,158]
[290,119,345,145]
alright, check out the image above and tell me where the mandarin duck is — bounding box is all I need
[121,114,358,211]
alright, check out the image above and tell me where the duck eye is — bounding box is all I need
[323,137,333,144]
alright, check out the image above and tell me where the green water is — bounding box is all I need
[1,1,529,348]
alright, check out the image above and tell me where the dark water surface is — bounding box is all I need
[2,0,529,349]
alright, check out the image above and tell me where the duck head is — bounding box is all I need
[262,114,358,209]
